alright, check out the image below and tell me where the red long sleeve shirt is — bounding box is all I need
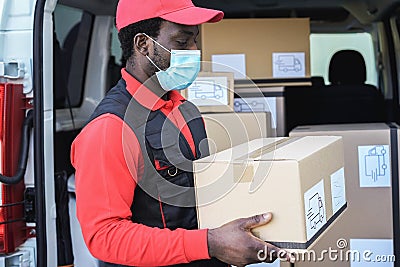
[70,69,210,266]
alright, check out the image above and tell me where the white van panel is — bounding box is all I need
[68,192,99,267]
[0,0,34,31]
[43,12,53,111]
[43,110,57,267]
[43,1,58,266]
[0,31,33,93]
[0,0,36,93]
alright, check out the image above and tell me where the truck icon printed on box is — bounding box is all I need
[189,80,224,100]
[275,55,302,72]
[306,193,324,230]
[234,100,266,112]
[365,145,388,182]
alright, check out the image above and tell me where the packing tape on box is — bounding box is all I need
[236,137,301,161]
[248,138,290,159]
[233,137,301,183]
[233,162,254,183]
[235,138,288,162]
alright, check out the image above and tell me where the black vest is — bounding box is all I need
[90,79,226,267]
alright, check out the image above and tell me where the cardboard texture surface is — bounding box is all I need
[203,112,273,154]
[194,136,345,249]
[200,18,310,80]
[290,123,397,266]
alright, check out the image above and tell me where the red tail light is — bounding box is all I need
[0,83,27,253]
[0,84,4,139]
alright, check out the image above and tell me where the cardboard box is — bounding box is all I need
[182,72,234,113]
[290,123,398,266]
[203,112,273,154]
[194,136,346,250]
[200,18,310,80]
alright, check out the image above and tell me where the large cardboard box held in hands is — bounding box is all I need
[290,123,398,266]
[203,112,273,154]
[200,18,310,80]
[194,136,346,250]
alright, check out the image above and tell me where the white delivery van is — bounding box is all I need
[1,0,400,266]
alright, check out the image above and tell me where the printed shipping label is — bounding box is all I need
[211,54,246,79]
[330,167,346,214]
[350,239,394,267]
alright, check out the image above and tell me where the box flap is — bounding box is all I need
[257,136,341,161]
[292,123,389,133]
[197,137,285,163]
[197,136,342,163]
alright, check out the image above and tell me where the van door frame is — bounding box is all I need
[34,0,59,266]
[33,0,48,265]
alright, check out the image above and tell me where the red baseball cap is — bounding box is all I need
[116,0,224,31]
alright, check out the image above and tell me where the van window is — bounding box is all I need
[53,5,94,109]
[111,26,122,66]
[310,33,378,86]
[105,25,123,90]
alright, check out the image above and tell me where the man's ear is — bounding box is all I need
[133,33,150,56]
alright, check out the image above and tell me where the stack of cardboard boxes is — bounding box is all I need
[193,122,399,266]
[185,17,312,153]
[186,15,398,267]
[289,123,398,267]
[182,72,273,153]
[182,71,273,153]
[186,18,397,267]
[199,16,312,136]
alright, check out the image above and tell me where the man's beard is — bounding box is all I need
[151,45,170,73]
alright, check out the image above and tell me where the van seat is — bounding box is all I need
[284,50,386,135]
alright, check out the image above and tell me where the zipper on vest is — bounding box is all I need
[158,112,196,160]
[158,195,167,228]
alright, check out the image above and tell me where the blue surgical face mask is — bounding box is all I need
[143,33,201,91]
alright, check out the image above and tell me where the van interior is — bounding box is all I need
[37,0,400,266]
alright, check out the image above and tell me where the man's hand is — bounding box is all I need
[207,212,293,267]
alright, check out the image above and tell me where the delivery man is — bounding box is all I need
[71,0,291,266]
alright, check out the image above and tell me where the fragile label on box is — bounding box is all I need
[357,145,391,187]
[304,179,327,240]
[330,167,346,214]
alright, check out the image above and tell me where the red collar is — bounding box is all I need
[121,69,186,111]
